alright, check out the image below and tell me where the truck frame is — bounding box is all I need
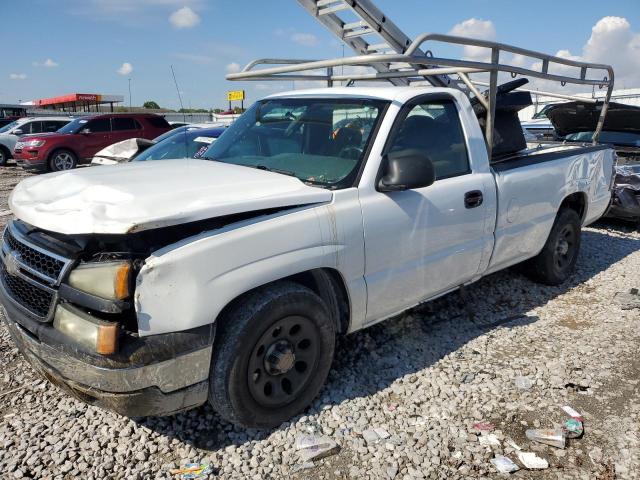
[0,0,618,429]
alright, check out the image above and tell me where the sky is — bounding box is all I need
[1,0,639,110]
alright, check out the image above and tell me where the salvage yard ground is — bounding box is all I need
[0,164,638,479]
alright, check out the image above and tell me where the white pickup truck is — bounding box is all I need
[0,84,615,428]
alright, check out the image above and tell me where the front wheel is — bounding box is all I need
[524,208,581,285]
[48,149,77,171]
[0,147,9,166]
[209,282,336,429]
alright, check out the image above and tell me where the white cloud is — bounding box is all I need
[117,62,133,75]
[291,32,318,47]
[449,18,496,62]
[526,16,639,92]
[9,73,27,80]
[33,58,59,68]
[582,16,640,87]
[169,6,200,28]
[225,62,241,73]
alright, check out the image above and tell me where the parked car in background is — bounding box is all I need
[0,117,71,165]
[547,101,640,223]
[91,124,226,165]
[12,113,171,172]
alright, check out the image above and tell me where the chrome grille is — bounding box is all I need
[1,223,72,286]
[0,263,54,318]
[0,222,73,321]
[3,227,66,281]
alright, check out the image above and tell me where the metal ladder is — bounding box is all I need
[296,0,468,92]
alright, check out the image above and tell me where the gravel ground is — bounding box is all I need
[0,164,638,480]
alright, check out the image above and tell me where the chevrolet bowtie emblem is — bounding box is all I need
[4,251,20,276]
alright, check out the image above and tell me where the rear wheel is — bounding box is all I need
[49,149,77,171]
[524,208,581,285]
[209,281,335,429]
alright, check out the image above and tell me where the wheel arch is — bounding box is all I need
[0,144,12,160]
[558,191,588,223]
[215,268,351,338]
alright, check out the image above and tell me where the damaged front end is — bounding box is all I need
[0,219,218,416]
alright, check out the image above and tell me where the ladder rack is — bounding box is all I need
[228,32,615,152]
[296,0,468,92]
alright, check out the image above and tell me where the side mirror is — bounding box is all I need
[80,128,91,135]
[378,149,435,192]
[12,129,23,136]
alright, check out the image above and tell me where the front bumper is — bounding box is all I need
[15,158,46,172]
[1,295,213,417]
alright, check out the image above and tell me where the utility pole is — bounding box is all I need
[128,78,132,109]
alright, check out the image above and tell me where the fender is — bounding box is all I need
[134,189,367,336]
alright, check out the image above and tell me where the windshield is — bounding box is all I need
[532,105,553,119]
[0,121,19,134]
[135,129,224,161]
[564,131,640,147]
[201,98,388,189]
[57,117,89,134]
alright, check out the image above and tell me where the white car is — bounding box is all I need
[1,86,614,428]
[0,117,71,165]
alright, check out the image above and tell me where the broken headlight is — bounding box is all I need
[68,261,132,300]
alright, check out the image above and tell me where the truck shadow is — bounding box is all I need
[135,227,640,456]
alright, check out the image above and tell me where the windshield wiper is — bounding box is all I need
[252,164,297,177]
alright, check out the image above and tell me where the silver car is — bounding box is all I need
[0,117,71,165]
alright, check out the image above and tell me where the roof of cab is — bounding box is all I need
[264,86,457,103]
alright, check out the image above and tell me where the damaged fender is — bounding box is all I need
[134,189,367,337]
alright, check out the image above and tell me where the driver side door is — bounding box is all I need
[359,97,491,323]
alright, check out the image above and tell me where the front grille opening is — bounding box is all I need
[1,265,54,318]
[4,228,66,281]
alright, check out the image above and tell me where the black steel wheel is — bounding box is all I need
[247,315,321,408]
[524,208,581,285]
[209,281,335,429]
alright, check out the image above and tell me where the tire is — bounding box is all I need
[0,147,10,166]
[524,208,581,285]
[209,281,336,429]
[48,149,77,171]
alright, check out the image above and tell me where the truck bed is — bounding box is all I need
[485,143,615,274]
[490,143,611,172]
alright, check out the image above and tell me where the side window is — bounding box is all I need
[111,117,140,131]
[85,118,111,132]
[388,99,470,180]
[15,123,31,134]
[29,121,44,134]
[43,121,65,133]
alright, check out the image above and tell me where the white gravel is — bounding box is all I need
[0,165,638,479]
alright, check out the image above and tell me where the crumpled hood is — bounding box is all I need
[9,159,333,235]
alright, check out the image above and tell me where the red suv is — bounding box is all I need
[13,113,171,172]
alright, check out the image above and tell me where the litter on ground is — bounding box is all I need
[525,428,566,449]
[490,455,520,473]
[517,451,549,469]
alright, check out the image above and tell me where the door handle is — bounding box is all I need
[464,190,483,208]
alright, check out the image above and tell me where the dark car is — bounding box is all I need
[134,126,226,162]
[13,113,172,172]
[91,125,227,165]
